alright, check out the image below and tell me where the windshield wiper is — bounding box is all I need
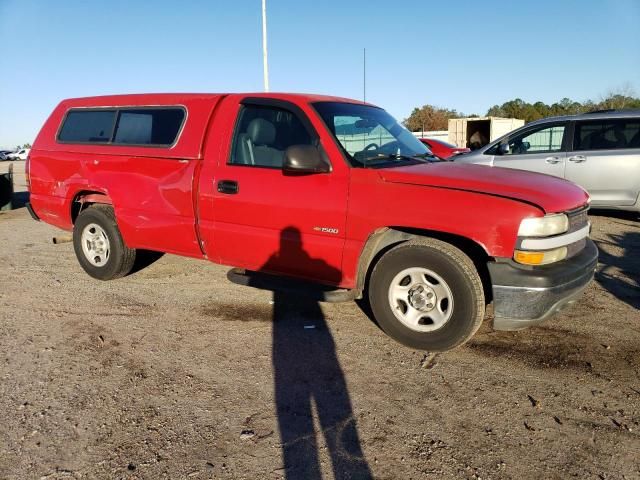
[362,153,431,164]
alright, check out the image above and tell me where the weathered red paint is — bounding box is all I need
[29,93,590,288]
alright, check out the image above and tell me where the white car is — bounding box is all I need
[6,148,30,160]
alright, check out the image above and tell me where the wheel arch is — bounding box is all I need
[356,227,494,303]
[70,190,113,224]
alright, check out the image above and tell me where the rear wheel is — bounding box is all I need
[73,204,136,280]
[368,238,485,351]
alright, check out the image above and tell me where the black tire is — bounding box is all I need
[73,204,136,280]
[368,238,485,351]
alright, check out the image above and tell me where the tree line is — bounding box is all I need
[403,89,640,132]
[5,143,32,151]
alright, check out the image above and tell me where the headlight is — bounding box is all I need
[518,214,568,237]
[514,247,568,265]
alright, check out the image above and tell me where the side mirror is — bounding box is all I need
[283,145,331,174]
[497,143,510,155]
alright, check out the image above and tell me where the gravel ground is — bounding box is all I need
[0,203,638,480]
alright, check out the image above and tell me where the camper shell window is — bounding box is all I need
[57,107,186,147]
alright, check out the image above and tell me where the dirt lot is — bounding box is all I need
[0,202,639,480]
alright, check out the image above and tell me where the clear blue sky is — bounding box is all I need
[1,0,639,148]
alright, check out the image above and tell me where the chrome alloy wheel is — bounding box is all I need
[81,223,110,267]
[387,267,454,332]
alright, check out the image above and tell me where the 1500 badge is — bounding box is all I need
[313,227,339,234]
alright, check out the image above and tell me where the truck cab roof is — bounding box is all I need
[58,92,366,107]
[33,93,369,160]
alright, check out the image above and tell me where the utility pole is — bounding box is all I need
[262,0,270,92]
[363,48,366,103]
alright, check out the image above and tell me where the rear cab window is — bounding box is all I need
[57,107,186,147]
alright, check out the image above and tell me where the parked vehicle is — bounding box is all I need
[1,150,15,161]
[27,93,597,351]
[418,138,470,159]
[15,148,30,160]
[6,148,30,160]
[455,110,640,213]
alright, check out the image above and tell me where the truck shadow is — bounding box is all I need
[589,209,638,223]
[593,230,640,310]
[468,326,599,372]
[255,227,372,480]
[0,178,29,210]
[11,191,30,209]
[468,325,640,377]
[129,250,165,275]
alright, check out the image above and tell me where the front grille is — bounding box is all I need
[567,206,589,234]
[565,206,590,259]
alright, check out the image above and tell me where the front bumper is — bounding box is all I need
[488,239,598,331]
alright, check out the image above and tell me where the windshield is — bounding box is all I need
[313,102,437,168]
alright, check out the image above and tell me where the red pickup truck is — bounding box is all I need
[27,93,597,351]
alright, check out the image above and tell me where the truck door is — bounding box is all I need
[198,97,349,285]
[492,121,568,178]
[565,118,640,206]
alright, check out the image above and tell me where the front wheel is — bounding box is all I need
[73,204,136,280]
[368,238,485,351]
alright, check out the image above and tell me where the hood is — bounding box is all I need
[378,163,589,213]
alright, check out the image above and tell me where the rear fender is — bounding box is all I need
[71,191,113,223]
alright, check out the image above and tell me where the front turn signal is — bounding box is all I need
[514,247,567,266]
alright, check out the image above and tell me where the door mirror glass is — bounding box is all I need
[497,143,510,155]
[283,145,331,174]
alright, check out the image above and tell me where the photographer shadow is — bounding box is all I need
[256,227,372,480]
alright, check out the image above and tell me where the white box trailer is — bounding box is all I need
[448,117,524,150]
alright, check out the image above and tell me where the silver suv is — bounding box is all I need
[455,110,640,213]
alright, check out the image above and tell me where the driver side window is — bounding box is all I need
[504,123,566,155]
[230,105,312,168]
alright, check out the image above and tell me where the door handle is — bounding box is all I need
[217,180,239,194]
[568,155,586,163]
[545,156,560,164]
